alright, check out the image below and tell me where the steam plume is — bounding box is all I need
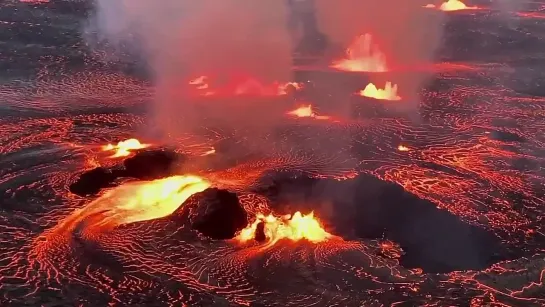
[314,0,445,109]
[89,0,293,136]
[88,0,446,134]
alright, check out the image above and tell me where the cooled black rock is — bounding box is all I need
[69,167,118,196]
[191,188,248,240]
[122,150,181,180]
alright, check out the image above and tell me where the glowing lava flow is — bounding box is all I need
[189,76,215,96]
[516,12,545,19]
[189,76,302,96]
[331,34,388,72]
[359,82,401,101]
[424,0,479,11]
[102,138,150,158]
[287,105,331,120]
[278,82,303,95]
[237,211,331,246]
[58,176,210,232]
[200,148,216,156]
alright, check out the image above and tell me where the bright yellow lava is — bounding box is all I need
[359,82,401,101]
[425,0,479,11]
[61,176,210,231]
[441,0,477,11]
[398,145,410,152]
[102,138,150,158]
[237,211,331,246]
[331,33,388,72]
[287,105,330,120]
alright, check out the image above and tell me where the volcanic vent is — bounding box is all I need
[253,171,510,273]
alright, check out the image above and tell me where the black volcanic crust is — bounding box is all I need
[253,171,512,274]
[69,167,117,196]
[190,188,248,240]
[254,221,267,242]
[123,150,181,179]
[68,150,183,196]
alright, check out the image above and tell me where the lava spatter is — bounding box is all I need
[237,211,331,246]
[359,82,401,101]
[331,34,388,72]
[424,0,480,12]
[286,105,331,120]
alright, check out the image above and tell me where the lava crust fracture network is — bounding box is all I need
[1,1,545,307]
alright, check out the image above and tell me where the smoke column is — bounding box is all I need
[88,0,447,136]
[88,0,293,137]
[314,0,445,110]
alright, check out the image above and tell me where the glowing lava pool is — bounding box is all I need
[1,1,545,306]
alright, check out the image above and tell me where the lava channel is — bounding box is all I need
[237,211,332,248]
[55,175,210,234]
[424,0,481,12]
[286,105,331,120]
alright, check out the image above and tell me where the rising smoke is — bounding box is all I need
[88,0,445,135]
[88,0,293,137]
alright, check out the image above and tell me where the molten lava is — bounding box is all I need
[287,105,330,120]
[237,211,330,245]
[331,34,388,72]
[201,148,216,156]
[102,138,150,158]
[424,0,479,11]
[359,82,401,101]
[189,75,301,96]
[398,145,410,152]
[61,175,210,231]
[516,12,545,19]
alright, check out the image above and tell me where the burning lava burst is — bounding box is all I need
[331,33,388,72]
[45,175,210,233]
[359,82,401,101]
[287,105,331,120]
[189,75,302,97]
[424,0,480,11]
[237,211,331,247]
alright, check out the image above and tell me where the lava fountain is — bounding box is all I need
[237,211,331,247]
[424,0,480,11]
[359,82,401,101]
[331,34,388,72]
[102,138,150,158]
[287,105,331,120]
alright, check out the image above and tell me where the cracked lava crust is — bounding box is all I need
[1,0,545,306]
